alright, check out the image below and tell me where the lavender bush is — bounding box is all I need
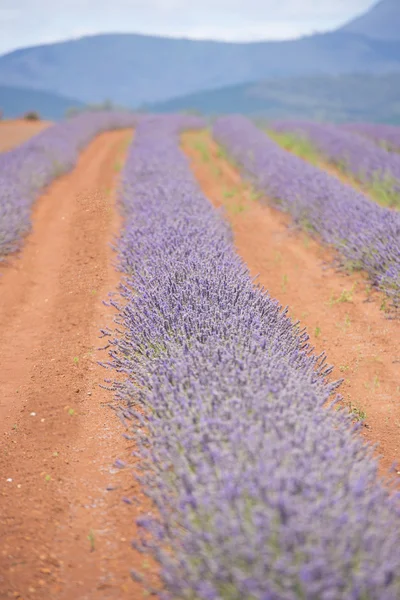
[213,116,400,304]
[105,114,400,599]
[341,122,400,153]
[0,110,136,260]
[269,120,400,207]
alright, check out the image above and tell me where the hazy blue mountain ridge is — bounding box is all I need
[144,73,400,124]
[0,0,398,121]
[0,84,84,119]
[0,27,399,108]
[340,0,400,40]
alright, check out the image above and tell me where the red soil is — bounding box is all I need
[0,130,157,599]
[182,130,400,480]
[0,119,53,152]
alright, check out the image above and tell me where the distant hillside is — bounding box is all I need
[145,73,400,124]
[0,0,399,108]
[0,84,84,119]
[0,0,398,109]
[340,0,400,41]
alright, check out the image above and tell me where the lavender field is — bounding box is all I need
[268,120,400,209]
[0,110,136,260]
[1,112,400,600]
[96,114,400,599]
[214,116,400,305]
[342,122,400,153]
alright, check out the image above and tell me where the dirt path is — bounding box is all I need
[182,130,400,479]
[0,130,155,599]
[0,120,53,152]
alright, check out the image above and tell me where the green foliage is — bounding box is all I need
[268,130,320,166]
[193,140,210,162]
[52,159,65,177]
[349,403,367,422]
[216,146,228,160]
[344,258,363,273]
[88,529,95,552]
[223,188,238,198]
[229,202,247,215]
[329,285,356,306]
[368,171,400,209]
[299,216,316,234]
[24,111,40,121]
[250,190,263,202]
[211,164,222,177]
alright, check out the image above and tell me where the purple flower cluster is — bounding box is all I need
[269,120,400,202]
[106,114,400,599]
[341,122,400,153]
[213,116,400,304]
[0,110,136,260]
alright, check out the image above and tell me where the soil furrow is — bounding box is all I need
[0,130,151,599]
[182,130,400,479]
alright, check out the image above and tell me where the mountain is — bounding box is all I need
[0,84,84,119]
[340,0,400,41]
[0,0,398,108]
[145,73,400,124]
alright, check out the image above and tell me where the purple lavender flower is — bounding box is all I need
[214,116,400,304]
[269,119,400,206]
[0,110,136,260]
[104,114,400,599]
[342,122,400,153]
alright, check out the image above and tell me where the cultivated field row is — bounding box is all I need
[267,120,400,208]
[214,116,400,305]
[0,113,399,599]
[182,129,400,478]
[105,114,400,598]
[0,127,148,597]
[0,111,136,259]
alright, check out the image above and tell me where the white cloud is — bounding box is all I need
[0,8,21,20]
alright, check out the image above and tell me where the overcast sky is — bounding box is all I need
[0,0,376,55]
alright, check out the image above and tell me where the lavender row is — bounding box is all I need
[104,114,400,599]
[342,122,400,153]
[0,110,136,260]
[213,116,400,304]
[269,119,400,207]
